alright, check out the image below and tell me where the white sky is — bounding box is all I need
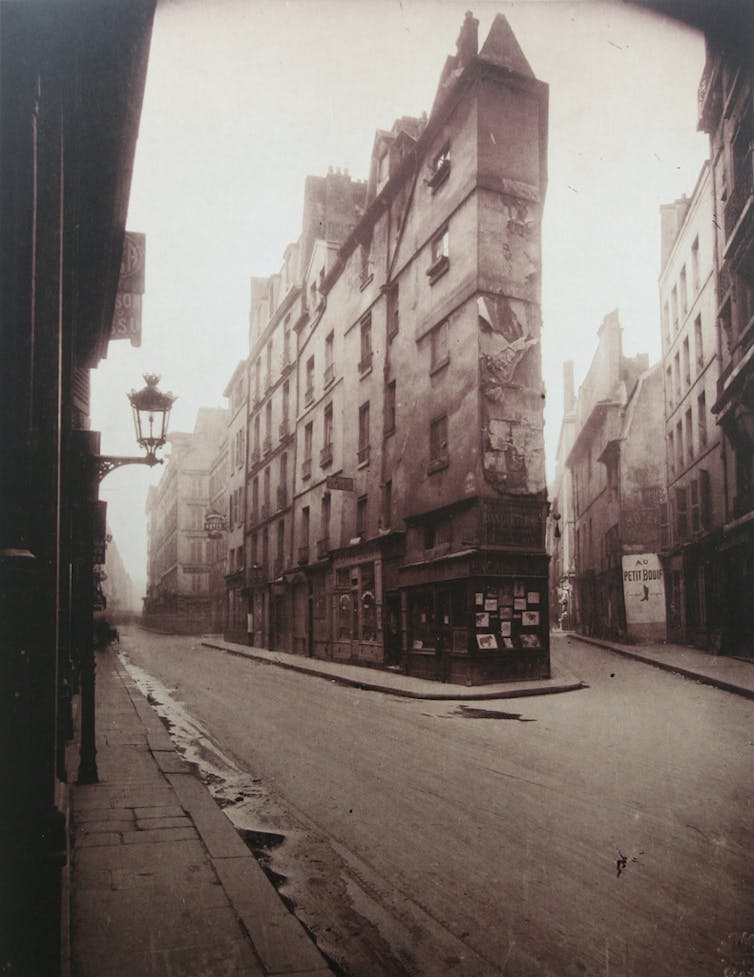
[92,0,709,592]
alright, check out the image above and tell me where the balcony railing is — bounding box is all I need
[316,537,330,559]
[320,443,333,468]
[298,545,309,565]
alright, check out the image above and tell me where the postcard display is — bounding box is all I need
[474,580,544,652]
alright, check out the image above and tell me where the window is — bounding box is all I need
[324,331,334,386]
[299,506,310,563]
[665,366,673,411]
[252,476,259,522]
[255,358,262,400]
[305,357,314,405]
[428,225,449,283]
[668,430,675,474]
[427,142,450,190]
[359,314,373,375]
[682,337,691,388]
[283,320,291,366]
[691,236,700,291]
[430,320,449,373]
[429,414,449,471]
[676,485,688,540]
[253,415,260,460]
[680,265,688,316]
[276,520,284,569]
[266,341,272,389]
[360,242,373,288]
[694,315,704,369]
[302,422,313,479]
[321,403,333,467]
[674,353,681,400]
[281,380,290,435]
[671,285,679,332]
[663,302,670,348]
[698,391,708,448]
[387,283,399,340]
[356,496,367,537]
[676,420,684,472]
[358,402,370,465]
[382,480,392,529]
[262,527,269,576]
[690,478,701,533]
[263,467,271,512]
[384,380,396,435]
[321,493,331,542]
[685,407,694,463]
[265,401,272,452]
[278,452,288,507]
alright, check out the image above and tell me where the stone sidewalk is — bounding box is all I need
[200,637,587,700]
[566,632,754,700]
[69,650,333,977]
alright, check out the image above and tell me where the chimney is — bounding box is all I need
[456,10,479,67]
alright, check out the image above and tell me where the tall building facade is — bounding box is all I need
[0,4,155,972]
[565,313,667,642]
[243,12,551,684]
[698,17,754,656]
[658,163,724,647]
[144,408,227,632]
[547,361,578,630]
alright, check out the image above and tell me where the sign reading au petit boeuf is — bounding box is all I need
[110,232,145,347]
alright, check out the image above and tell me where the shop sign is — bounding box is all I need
[110,232,145,347]
[482,499,544,549]
[326,475,354,492]
[621,553,666,626]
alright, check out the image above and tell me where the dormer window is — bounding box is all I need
[427,143,451,191]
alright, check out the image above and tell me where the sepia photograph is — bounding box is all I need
[1,0,752,975]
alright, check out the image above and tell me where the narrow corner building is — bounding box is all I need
[244,12,551,683]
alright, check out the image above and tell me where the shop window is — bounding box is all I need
[360,562,377,641]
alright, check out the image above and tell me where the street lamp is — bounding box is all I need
[95,373,176,481]
[77,374,175,785]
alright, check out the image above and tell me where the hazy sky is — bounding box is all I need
[92,0,709,590]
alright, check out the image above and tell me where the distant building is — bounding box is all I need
[658,163,724,648]
[243,12,551,683]
[565,312,667,642]
[99,530,137,621]
[223,359,248,642]
[207,425,229,633]
[144,407,228,632]
[547,361,578,631]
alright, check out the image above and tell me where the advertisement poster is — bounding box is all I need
[621,553,666,626]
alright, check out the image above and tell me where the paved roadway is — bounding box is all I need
[119,629,753,977]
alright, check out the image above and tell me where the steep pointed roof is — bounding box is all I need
[479,13,534,77]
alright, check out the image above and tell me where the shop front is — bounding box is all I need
[399,550,550,684]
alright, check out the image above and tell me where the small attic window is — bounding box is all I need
[427,143,451,191]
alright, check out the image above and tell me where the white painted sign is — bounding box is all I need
[621,553,666,626]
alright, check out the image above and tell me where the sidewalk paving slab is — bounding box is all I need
[69,649,334,977]
[566,632,754,699]
[201,636,587,700]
